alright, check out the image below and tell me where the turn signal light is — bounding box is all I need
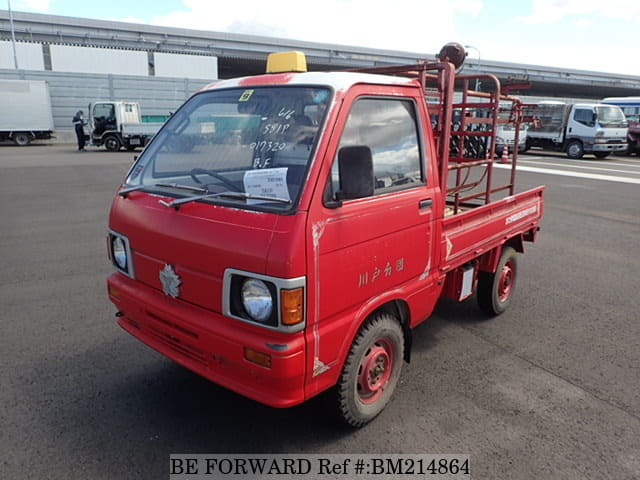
[108,284,122,300]
[244,347,272,368]
[281,287,304,325]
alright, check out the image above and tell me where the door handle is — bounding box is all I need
[419,199,433,209]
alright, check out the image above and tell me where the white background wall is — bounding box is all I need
[1,42,219,80]
[154,52,217,79]
[0,41,45,70]
[50,45,148,76]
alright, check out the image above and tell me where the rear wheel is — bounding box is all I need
[13,133,32,146]
[335,312,404,427]
[477,246,518,316]
[104,135,121,151]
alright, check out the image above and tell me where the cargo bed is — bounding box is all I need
[441,186,545,272]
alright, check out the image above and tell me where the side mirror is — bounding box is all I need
[326,146,374,208]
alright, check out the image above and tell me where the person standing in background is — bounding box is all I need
[72,110,86,151]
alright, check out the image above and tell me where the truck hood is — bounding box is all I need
[602,127,628,139]
[109,193,291,313]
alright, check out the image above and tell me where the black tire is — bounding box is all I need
[13,133,32,146]
[477,246,518,316]
[566,140,584,159]
[594,152,609,159]
[335,312,404,427]
[104,135,121,152]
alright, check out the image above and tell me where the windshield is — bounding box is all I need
[595,105,627,128]
[125,86,331,211]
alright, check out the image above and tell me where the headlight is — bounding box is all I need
[112,237,127,269]
[224,269,306,332]
[241,279,273,322]
[109,231,133,277]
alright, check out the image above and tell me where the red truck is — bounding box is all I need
[107,44,545,427]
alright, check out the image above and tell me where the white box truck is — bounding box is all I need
[0,79,54,146]
[88,101,165,151]
[524,101,627,158]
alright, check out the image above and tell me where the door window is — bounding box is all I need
[330,98,423,198]
[574,108,595,127]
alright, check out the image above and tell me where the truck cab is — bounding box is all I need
[89,101,164,151]
[107,48,544,426]
[495,122,528,155]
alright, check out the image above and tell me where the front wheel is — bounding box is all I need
[566,140,584,159]
[477,246,518,316]
[335,312,404,427]
[104,135,121,151]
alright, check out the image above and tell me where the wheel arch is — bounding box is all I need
[372,300,412,364]
[564,136,583,147]
[337,297,412,373]
[478,235,525,274]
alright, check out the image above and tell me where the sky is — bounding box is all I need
[7,0,640,76]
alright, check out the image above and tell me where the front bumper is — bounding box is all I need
[591,142,627,153]
[107,273,307,408]
[496,142,525,153]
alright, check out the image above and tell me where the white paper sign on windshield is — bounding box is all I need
[243,167,290,205]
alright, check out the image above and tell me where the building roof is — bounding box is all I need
[1,9,639,99]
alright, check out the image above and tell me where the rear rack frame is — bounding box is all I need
[354,62,523,214]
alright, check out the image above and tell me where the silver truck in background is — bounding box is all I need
[524,101,627,159]
[495,122,528,155]
[0,79,54,146]
[88,101,165,151]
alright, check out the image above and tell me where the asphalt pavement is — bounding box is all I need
[1,144,639,479]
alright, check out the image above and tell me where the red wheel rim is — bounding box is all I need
[498,259,515,302]
[357,338,394,404]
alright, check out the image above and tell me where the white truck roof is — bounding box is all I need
[201,71,419,93]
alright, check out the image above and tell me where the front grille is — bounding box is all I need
[147,310,199,339]
[142,311,208,366]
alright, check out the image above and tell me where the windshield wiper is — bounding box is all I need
[118,182,208,197]
[155,182,208,193]
[215,191,291,203]
[118,184,148,197]
[159,191,291,209]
